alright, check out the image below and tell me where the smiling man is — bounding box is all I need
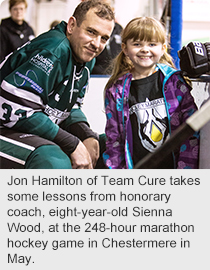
[0,0,115,169]
[67,4,113,63]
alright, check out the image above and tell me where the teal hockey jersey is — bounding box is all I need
[0,21,95,141]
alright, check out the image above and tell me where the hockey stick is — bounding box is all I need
[134,98,210,169]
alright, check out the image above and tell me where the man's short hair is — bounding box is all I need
[73,0,115,27]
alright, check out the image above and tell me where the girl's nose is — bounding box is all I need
[140,45,149,52]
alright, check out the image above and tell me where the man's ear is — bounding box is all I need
[67,16,77,34]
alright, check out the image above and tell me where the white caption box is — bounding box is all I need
[0,169,209,270]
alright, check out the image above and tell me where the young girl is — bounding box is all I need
[103,17,199,169]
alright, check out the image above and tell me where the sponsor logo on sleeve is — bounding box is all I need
[14,70,44,93]
[29,53,54,75]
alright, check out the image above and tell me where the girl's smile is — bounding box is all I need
[122,39,166,78]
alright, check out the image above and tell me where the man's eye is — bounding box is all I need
[88,30,95,35]
[102,37,108,43]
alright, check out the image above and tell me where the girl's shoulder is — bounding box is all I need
[157,63,177,76]
[158,63,192,87]
[106,73,132,93]
[116,72,132,85]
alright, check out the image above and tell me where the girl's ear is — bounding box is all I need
[122,43,128,56]
[162,43,167,54]
[67,16,76,35]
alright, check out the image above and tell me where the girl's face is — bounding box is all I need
[122,39,166,75]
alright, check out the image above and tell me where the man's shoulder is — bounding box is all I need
[29,26,70,56]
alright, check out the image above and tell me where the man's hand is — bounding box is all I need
[83,137,100,168]
[70,141,93,169]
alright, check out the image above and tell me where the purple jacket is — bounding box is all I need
[103,64,199,169]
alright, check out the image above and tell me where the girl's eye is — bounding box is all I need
[150,43,156,47]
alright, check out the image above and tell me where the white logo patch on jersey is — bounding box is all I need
[44,105,70,124]
[130,98,169,152]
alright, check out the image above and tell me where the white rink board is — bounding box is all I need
[82,76,109,134]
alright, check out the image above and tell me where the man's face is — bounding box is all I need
[67,8,114,63]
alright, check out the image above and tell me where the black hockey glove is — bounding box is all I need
[178,41,210,77]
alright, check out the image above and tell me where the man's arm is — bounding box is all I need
[65,122,100,168]
[53,127,93,169]
[71,141,93,169]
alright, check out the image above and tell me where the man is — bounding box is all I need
[0,0,115,169]
[0,0,35,62]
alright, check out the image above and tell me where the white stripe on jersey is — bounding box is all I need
[0,135,35,151]
[0,152,26,165]
[1,80,44,106]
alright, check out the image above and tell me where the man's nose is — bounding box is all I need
[91,36,101,49]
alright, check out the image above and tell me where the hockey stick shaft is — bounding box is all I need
[134,98,210,169]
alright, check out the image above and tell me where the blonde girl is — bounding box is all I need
[103,17,199,169]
